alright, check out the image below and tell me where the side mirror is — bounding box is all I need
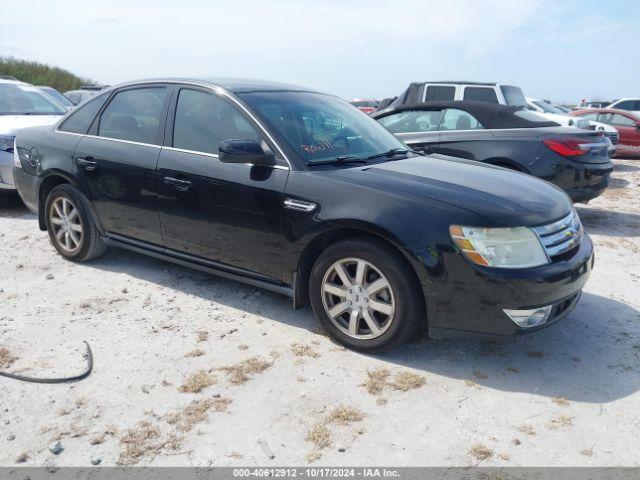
[219,139,275,165]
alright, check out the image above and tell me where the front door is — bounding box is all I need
[157,87,288,281]
[74,85,170,246]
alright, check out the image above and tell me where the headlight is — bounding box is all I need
[449,225,549,268]
[0,135,15,152]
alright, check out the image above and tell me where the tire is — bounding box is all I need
[309,237,424,352]
[45,184,106,262]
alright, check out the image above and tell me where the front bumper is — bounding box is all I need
[426,233,594,339]
[552,159,613,203]
[0,150,16,190]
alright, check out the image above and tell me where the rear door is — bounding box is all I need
[73,84,170,246]
[377,109,443,154]
[157,86,288,280]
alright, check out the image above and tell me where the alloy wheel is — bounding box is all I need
[49,197,84,254]
[321,257,396,340]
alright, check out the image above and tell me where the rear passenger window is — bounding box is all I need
[463,87,498,103]
[438,109,484,131]
[425,86,455,102]
[173,89,260,155]
[58,93,109,134]
[98,87,167,144]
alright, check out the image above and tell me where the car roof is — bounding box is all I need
[408,81,500,86]
[373,100,559,129]
[108,78,318,94]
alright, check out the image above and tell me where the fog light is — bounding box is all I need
[503,305,552,328]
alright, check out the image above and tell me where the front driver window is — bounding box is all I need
[378,110,444,133]
[173,89,260,155]
[438,109,484,131]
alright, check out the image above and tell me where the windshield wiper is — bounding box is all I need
[365,148,409,161]
[308,155,369,167]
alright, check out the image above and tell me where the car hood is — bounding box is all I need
[337,155,571,227]
[0,115,61,136]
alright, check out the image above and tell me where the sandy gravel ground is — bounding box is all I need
[0,160,639,467]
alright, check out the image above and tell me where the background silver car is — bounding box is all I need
[0,79,66,191]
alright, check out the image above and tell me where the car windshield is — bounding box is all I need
[533,100,566,115]
[239,91,406,164]
[500,85,527,107]
[39,87,73,107]
[0,83,67,115]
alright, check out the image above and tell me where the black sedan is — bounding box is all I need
[13,79,592,351]
[373,101,614,203]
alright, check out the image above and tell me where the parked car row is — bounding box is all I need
[11,78,594,352]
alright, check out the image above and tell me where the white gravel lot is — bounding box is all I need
[0,160,639,467]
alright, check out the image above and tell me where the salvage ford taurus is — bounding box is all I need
[13,79,593,351]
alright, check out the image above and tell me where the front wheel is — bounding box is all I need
[309,238,424,352]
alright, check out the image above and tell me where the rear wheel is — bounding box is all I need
[309,238,424,352]
[45,184,106,262]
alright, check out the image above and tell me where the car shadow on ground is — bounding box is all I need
[87,247,639,405]
[377,291,640,404]
[614,162,640,173]
[0,192,34,220]
[576,206,640,237]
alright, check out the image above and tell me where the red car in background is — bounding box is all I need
[570,108,640,158]
[350,98,379,115]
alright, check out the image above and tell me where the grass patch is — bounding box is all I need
[185,349,204,358]
[305,406,364,462]
[291,343,321,359]
[552,396,570,406]
[362,368,425,395]
[469,443,494,461]
[363,368,390,395]
[0,347,18,368]
[549,414,573,430]
[166,397,232,432]
[219,357,272,385]
[118,421,165,465]
[390,371,426,391]
[178,370,215,393]
[518,424,536,436]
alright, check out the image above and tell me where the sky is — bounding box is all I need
[2,0,639,104]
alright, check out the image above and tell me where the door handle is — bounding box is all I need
[76,157,98,171]
[164,176,192,191]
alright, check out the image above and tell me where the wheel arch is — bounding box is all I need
[37,171,102,233]
[483,157,526,172]
[293,222,427,315]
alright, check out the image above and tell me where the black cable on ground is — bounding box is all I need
[0,341,93,384]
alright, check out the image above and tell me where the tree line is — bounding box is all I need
[0,57,94,92]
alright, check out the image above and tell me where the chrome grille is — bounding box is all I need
[533,210,583,258]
